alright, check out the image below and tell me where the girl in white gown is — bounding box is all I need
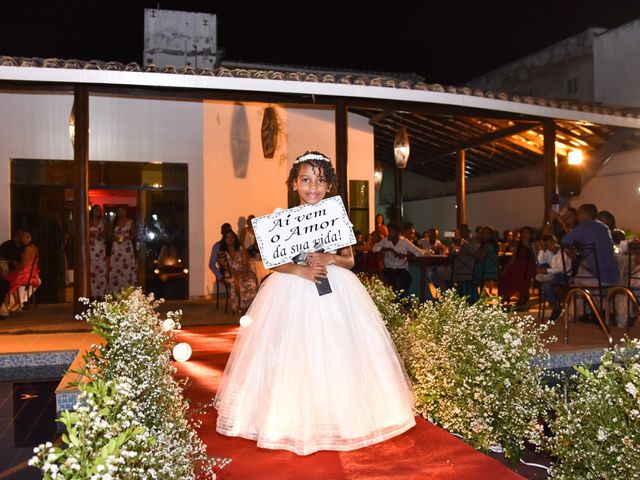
[214,151,416,455]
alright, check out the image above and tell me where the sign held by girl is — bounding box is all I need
[252,195,356,269]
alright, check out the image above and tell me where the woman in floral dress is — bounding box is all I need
[219,231,258,314]
[108,206,137,293]
[89,205,107,298]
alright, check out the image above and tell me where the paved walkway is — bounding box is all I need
[0,298,637,354]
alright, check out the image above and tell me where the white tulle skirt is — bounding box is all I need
[214,265,416,455]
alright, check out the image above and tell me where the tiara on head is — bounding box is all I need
[295,152,331,164]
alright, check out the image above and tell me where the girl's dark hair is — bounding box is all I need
[220,231,240,252]
[286,151,338,193]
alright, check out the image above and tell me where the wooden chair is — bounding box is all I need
[214,259,232,313]
[560,242,609,322]
[19,253,40,310]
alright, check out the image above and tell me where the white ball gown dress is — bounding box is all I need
[214,261,416,456]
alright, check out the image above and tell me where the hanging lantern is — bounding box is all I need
[261,106,279,158]
[373,162,383,191]
[394,127,410,168]
[69,100,76,147]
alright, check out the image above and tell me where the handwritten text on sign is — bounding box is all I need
[252,196,356,268]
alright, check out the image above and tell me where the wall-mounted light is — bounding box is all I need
[373,163,383,190]
[394,128,410,168]
[567,150,584,166]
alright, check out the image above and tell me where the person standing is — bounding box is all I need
[89,205,107,298]
[214,151,415,455]
[372,223,425,296]
[108,205,137,293]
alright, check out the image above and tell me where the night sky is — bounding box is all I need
[2,1,640,85]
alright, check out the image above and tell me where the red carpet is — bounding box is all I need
[174,325,524,480]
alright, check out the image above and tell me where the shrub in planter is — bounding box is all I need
[362,277,554,461]
[30,288,229,479]
[545,338,640,479]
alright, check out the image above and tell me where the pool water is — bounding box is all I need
[0,373,64,477]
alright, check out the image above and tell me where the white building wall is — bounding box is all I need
[87,96,205,296]
[203,104,374,296]
[203,102,290,296]
[594,19,640,108]
[0,92,75,240]
[0,93,205,295]
[0,93,374,299]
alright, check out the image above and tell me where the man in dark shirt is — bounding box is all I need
[0,231,24,271]
[208,223,233,280]
[561,203,619,286]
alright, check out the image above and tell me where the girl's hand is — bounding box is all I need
[296,264,327,283]
[306,252,333,267]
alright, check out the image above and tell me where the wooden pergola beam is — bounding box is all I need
[335,100,349,210]
[543,121,556,224]
[72,85,90,314]
[413,122,540,166]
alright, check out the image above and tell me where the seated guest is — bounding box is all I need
[209,223,233,280]
[596,210,627,249]
[499,226,536,309]
[536,235,571,320]
[375,213,389,239]
[596,210,616,232]
[402,222,419,246]
[499,230,514,253]
[219,230,258,315]
[612,228,627,248]
[420,228,447,254]
[3,231,39,311]
[0,279,9,318]
[559,203,619,287]
[537,234,556,268]
[0,230,24,271]
[372,223,425,297]
[552,207,577,241]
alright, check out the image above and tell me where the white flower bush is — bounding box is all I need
[30,377,156,478]
[545,338,640,479]
[30,288,230,479]
[362,277,554,461]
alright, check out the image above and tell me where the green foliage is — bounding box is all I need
[545,338,640,479]
[30,288,230,479]
[363,277,554,461]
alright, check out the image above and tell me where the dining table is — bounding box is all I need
[410,254,453,302]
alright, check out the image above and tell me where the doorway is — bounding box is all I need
[10,160,189,302]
